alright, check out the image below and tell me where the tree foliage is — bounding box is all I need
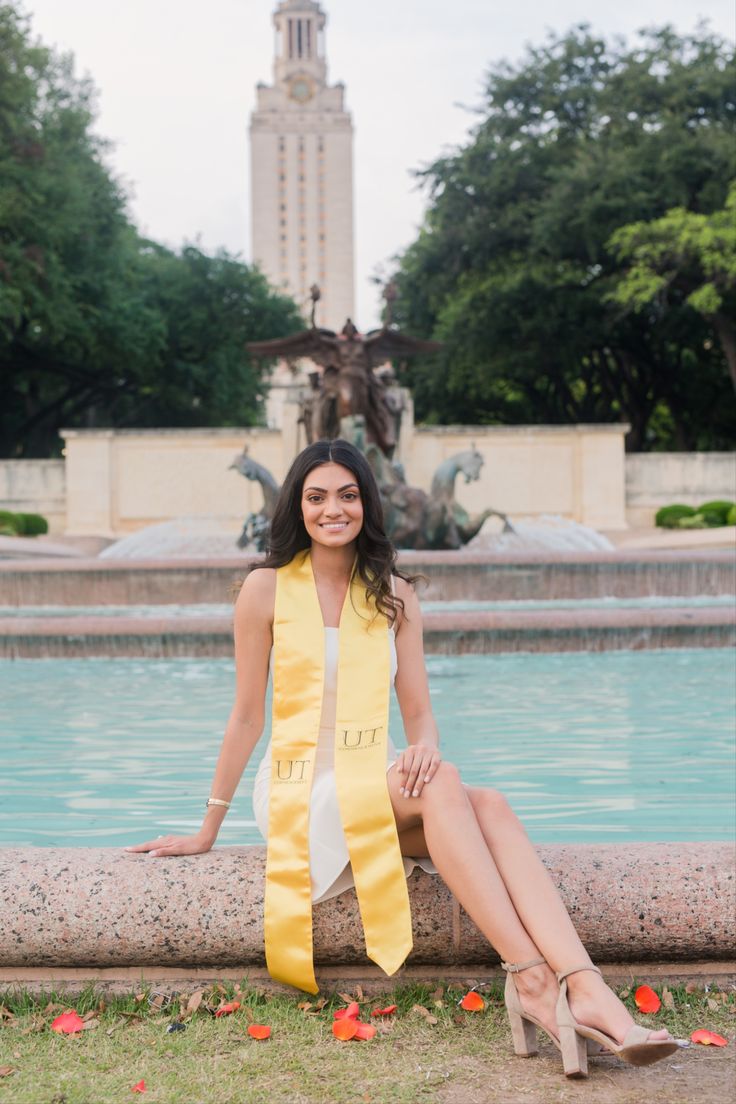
[0,4,301,457]
[392,25,736,449]
[608,183,736,391]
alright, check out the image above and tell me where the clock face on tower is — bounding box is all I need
[289,76,314,103]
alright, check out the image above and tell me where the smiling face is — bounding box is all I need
[301,462,364,548]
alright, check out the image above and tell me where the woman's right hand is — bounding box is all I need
[123,832,214,858]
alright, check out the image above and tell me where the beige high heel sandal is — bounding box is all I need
[555,965,679,1078]
[501,957,601,1059]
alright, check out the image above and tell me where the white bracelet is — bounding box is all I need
[205,798,231,809]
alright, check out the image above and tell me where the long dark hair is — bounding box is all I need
[253,439,415,623]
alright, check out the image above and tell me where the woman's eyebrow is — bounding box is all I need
[304,483,359,493]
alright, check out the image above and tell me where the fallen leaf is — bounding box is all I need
[634,985,661,1014]
[186,991,204,1016]
[691,1029,728,1047]
[333,1018,358,1041]
[314,998,328,1011]
[51,1011,85,1035]
[135,993,146,1003]
[707,998,720,1012]
[131,1079,146,1093]
[297,1001,313,1013]
[685,982,701,995]
[247,1024,271,1040]
[0,1067,16,1078]
[411,1004,438,1025]
[334,1002,360,1021]
[460,992,485,1012]
[338,992,354,1004]
[433,1000,445,1009]
[661,987,675,1011]
[371,1005,397,1017]
[618,987,631,999]
[430,987,444,1000]
[355,985,364,1001]
[354,1021,377,1041]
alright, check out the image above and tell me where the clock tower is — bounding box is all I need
[250,1,354,330]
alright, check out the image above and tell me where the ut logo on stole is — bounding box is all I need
[274,759,309,783]
[339,726,382,750]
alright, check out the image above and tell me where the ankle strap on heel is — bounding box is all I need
[501,956,546,973]
[556,964,602,983]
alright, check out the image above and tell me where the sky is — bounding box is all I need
[20,0,736,329]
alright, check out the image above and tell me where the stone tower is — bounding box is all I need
[250,1,354,331]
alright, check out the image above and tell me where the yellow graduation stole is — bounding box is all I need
[264,548,413,993]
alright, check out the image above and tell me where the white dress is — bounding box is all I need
[252,625,437,903]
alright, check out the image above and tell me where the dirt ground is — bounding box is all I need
[436,1040,735,1104]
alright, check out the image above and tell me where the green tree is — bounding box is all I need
[392,24,736,449]
[608,183,736,391]
[0,4,301,457]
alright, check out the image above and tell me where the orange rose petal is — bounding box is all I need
[371,1005,397,1017]
[51,1010,85,1034]
[247,1024,271,1040]
[214,1000,241,1018]
[691,1029,728,1047]
[634,985,661,1014]
[354,1021,377,1041]
[333,1001,360,1020]
[131,1080,146,1094]
[332,1018,358,1041]
[460,992,485,1012]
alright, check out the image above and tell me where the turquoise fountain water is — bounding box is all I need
[2,649,733,848]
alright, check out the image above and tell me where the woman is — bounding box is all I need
[125,439,677,1078]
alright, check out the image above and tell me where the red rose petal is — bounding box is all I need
[214,1000,240,1018]
[691,1029,728,1047]
[51,1010,85,1034]
[333,1001,360,1020]
[247,1024,271,1040]
[131,1080,146,1093]
[634,985,661,1014]
[371,1005,397,1017]
[460,991,485,1012]
[332,1018,358,1041]
[354,1020,377,1041]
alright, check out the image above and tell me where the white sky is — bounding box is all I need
[20,0,736,329]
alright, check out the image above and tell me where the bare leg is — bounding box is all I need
[389,764,669,1044]
[463,786,671,1043]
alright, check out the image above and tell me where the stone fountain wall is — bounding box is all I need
[1,844,733,991]
[2,428,734,538]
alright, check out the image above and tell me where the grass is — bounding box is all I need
[0,980,733,1104]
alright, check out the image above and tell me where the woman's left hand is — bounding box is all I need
[396,743,441,799]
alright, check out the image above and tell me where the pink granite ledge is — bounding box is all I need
[0,843,733,972]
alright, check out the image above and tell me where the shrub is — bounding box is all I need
[696,501,735,526]
[0,510,49,536]
[727,505,736,526]
[655,504,696,528]
[15,512,49,536]
[678,513,708,529]
[0,510,20,535]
